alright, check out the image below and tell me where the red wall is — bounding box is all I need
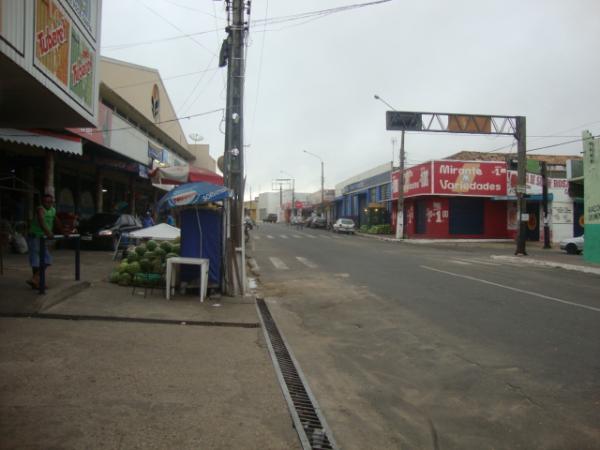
[400,196,510,239]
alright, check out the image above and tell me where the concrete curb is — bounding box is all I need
[491,255,600,276]
[355,232,514,245]
[37,281,91,312]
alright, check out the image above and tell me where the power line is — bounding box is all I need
[159,0,225,18]
[109,67,221,90]
[0,108,224,138]
[101,28,220,51]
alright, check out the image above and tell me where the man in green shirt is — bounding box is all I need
[27,194,64,289]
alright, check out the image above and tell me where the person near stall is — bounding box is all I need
[26,194,64,289]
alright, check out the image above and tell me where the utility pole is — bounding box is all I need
[222,0,248,295]
[320,161,324,207]
[396,130,405,239]
[515,116,528,255]
[541,161,551,248]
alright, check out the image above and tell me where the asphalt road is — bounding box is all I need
[249,223,600,450]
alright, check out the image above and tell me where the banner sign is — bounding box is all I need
[434,161,506,196]
[69,25,94,108]
[35,0,70,87]
[391,162,432,199]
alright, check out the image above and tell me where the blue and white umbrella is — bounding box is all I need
[157,182,232,211]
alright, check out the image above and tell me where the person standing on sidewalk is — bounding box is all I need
[27,194,63,289]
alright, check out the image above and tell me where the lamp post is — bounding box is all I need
[280,170,295,218]
[303,150,324,207]
[374,94,405,239]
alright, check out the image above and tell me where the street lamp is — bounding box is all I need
[374,94,405,240]
[303,150,324,207]
[280,170,295,217]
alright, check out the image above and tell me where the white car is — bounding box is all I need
[560,235,584,255]
[333,218,355,234]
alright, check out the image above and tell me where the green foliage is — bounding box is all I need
[367,224,392,234]
[360,225,369,232]
[146,240,158,251]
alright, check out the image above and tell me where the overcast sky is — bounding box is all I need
[101,0,600,197]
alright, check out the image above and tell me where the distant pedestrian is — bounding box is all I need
[142,211,155,228]
[27,194,64,289]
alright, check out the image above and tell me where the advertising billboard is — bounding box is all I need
[433,161,507,196]
[392,162,432,199]
[69,25,94,108]
[35,0,70,88]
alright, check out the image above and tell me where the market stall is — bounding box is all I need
[157,182,232,291]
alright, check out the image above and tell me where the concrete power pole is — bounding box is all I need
[223,0,247,295]
[515,116,528,255]
[396,130,405,239]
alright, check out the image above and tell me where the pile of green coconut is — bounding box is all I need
[109,238,181,286]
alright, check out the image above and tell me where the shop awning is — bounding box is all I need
[0,128,82,155]
[149,164,223,186]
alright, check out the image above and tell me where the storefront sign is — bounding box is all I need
[69,25,94,108]
[35,0,70,87]
[392,162,432,199]
[434,161,506,196]
[148,142,165,163]
[95,156,139,173]
[66,0,94,37]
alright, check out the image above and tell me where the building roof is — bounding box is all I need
[445,151,582,165]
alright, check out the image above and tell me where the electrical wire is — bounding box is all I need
[109,67,221,90]
[101,28,220,51]
[0,108,224,138]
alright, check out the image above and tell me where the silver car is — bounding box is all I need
[559,235,584,255]
[333,218,355,234]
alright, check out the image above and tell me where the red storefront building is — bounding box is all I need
[391,160,511,239]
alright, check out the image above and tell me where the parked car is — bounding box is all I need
[560,235,584,255]
[79,213,142,250]
[264,213,278,223]
[310,217,327,229]
[332,218,356,234]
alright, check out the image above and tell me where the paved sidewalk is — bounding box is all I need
[0,249,300,449]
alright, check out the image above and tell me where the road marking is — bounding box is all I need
[420,265,600,313]
[458,258,501,267]
[266,235,274,239]
[292,234,302,239]
[300,233,316,239]
[296,257,318,268]
[269,257,289,270]
[450,260,472,265]
[280,234,289,239]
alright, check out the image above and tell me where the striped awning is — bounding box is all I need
[0,128,82,155]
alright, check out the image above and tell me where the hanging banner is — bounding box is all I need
[69,25,94,108]
[35,0,70,88]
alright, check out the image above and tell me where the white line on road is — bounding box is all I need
[266,235,274,239]
[292,234,302,239]
[296,257,318,268]
[450,260,472,265]
[269,257,289,270]
[300,233,316,239]
[421,265,600,313]
[280,235,289,239]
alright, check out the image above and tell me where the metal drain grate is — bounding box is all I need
[256,298,338,450]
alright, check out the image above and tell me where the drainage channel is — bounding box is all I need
[0,313,260,329]
[256,298,338,450]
